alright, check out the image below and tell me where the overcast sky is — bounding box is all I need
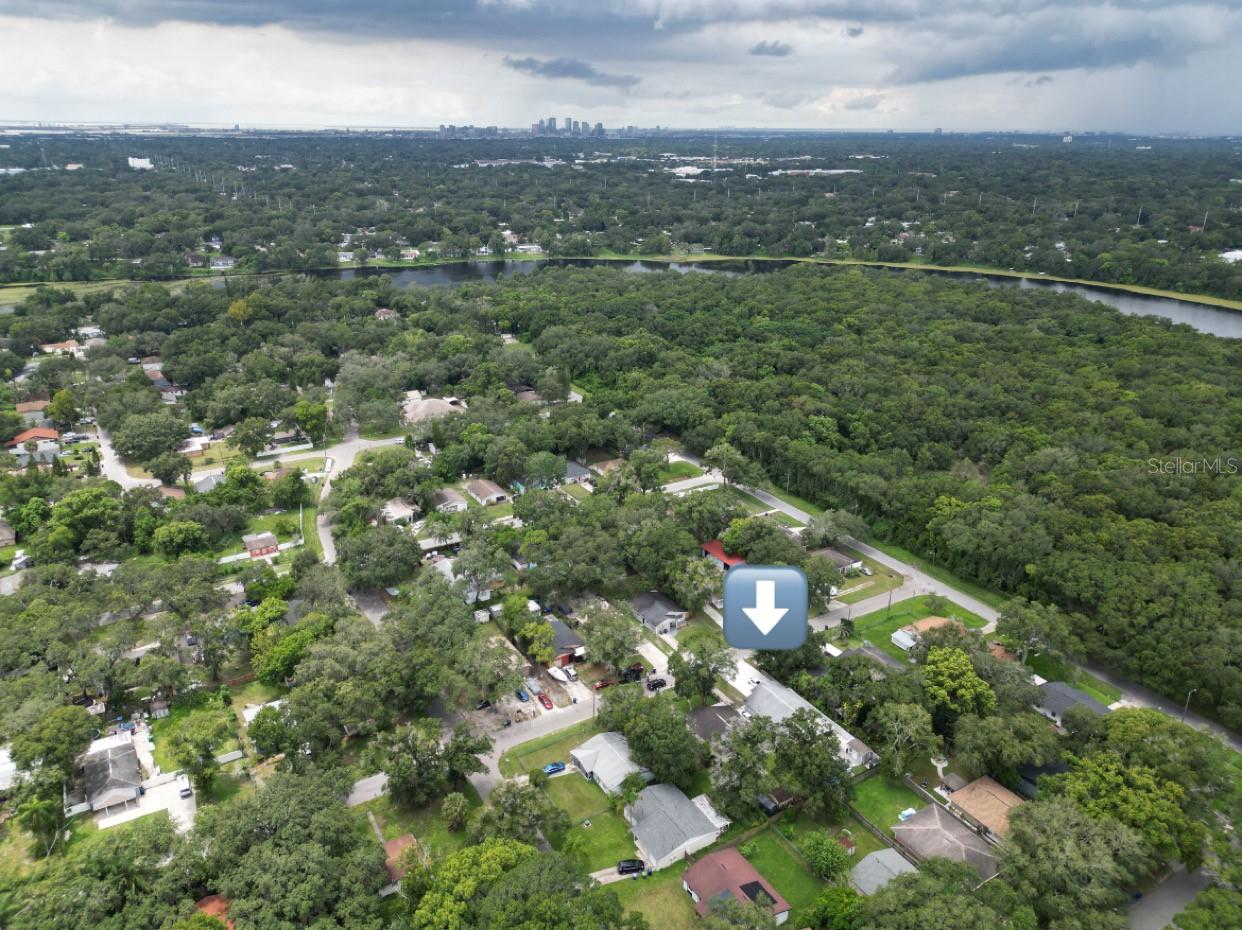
[0,1,1238,133]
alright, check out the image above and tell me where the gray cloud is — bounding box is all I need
[504,55,639,88]
[842,94,883,110]
[845,25,864,37]
[750,40,793,56]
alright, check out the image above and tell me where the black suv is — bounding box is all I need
[646,677,667,691]
[620,663,645,684]
[617,859,645,875]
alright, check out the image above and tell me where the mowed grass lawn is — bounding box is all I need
[852,776,926,835]
[834,553,904,606]
[149,704,241,774]
[779,809,887,862]
[612,865,698,930]
[658,460,703,483]
[546,775,636,871]
[741,829,826,926]
[498,718,601,777]
[849,594,987,662]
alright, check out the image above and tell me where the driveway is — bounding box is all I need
[95,427,158,490]
[1129,866,1212,930]
[347,772,390,807]
[97,778,196,834]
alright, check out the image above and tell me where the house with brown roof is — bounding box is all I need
[384,834,417,884]
[891,616,962,654]
[242,532,279,558]
[15,399,50,423]
[5,427,59,449]
[947,776,1024,838]
[195,895,235,930]
[683,848,790,924]
[891,802,999,880]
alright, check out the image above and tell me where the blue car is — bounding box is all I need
[516,688,530,702]
[543,761,566,775]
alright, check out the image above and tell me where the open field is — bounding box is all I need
[612,865,698,930]
[658,460,703,483]
[848,594,987,661]
[833,551,903,605]
[852,776,926,835]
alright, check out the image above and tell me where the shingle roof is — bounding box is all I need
[684,848,790,918]
[630,591,687,629]
[891,803,999,879]
[629,784,720,865]
[850,848,918,895]
[570,732,649,796]
[687,704,740,742]
[1038,681,1110,718]
[950,776,1024,836]
[83,737,142,809]
[548,619,584,655]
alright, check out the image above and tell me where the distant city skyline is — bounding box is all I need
[0,1,1239,134]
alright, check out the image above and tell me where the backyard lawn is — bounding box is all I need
[546,775,636,871]
[561,481,591,501]
[149,703,241,775]
[351,785,482,863]
[1026,653,1121,706]
[833,553,904,606]
[741,828,826,925]
[612,866,698,930]
[848,594,988,662]
[498,718,601,777]
[851,776,925,835]
[779,809,887,862]
[217,510,302,557]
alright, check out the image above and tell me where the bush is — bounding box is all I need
[442,792,470,831]
[801,831,853,880]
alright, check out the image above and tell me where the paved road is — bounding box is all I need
[96,427,159,490]
[1129,866,1212,930]
[313,427,395,565]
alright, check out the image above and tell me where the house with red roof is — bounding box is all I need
[683,848,790,924]
[5,427,59,449]
[700,539,745,571]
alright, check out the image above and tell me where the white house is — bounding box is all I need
[626,784,729,870]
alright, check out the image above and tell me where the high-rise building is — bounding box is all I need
[565,116,573,134]
[547,117,557,132]
[594,122,604,137]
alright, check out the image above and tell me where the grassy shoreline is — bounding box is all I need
[1,252,1240,313]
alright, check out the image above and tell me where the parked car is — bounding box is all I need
[178,776,193,799]
[538,693,553,710]
[563,665,578,681]
[617,859,645,876]
[646,677,667,692]
[516,688,529,702]
[620,663,644,683]
[756,794,781,817]
[475,699,492,710]
[543,761,566,775]
[593,678,615,691]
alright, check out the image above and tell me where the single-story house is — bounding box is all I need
[627,784,729,871]
[700,539,745,571]
[404,395,461,423]
[193,473,226,494]
[80,732,143,813]
[683,848,791,924]
[1033,681,1111,726]
[0,520,15,547]
[891,803,999,880]
[564,461,592,484]
[374,308,398,321]
[5,427,59,449]
[809,546,864,573]
[570,732,652,796]
[466,478,507,506]
[630,591,689,635]
[514,389,542,404]
[418,531,462,552]
[430,488,468,513]
[194,895,235,930]
[242,532,279,558]
[39,339,81,357]
[1015,760,1070,800]
[947,776,1024,838]
[210,256,236,270]
[428,555,493,605]
[548,619,585,666]
[687,704,740,743]
[849,848,918,895]
[383,834,417,884]
[12,443,64,468]
[890,616,961,654]
[15,399,50,423]
[744,679,877,770]
[382,498,417,524]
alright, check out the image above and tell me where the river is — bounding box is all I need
[326,258,1242,339]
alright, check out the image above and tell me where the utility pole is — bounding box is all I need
[1201,209,1209,232]
[1182,688,1198,723]
[1072,200,1080,218]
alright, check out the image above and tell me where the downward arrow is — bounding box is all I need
[743,580,788,635]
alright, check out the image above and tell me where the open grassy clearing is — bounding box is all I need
[834,552,904,605]
[1026,653,1121,705]
[740,828,826,925]
[848,594,987,662]
[351,786,482,863]
[612,865,698,930]
[546,775,636,871]
[497,717,601,777]
[658,460,703,483]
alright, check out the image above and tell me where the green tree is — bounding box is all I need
[921,646,996,733]
[871,702,940,777]
[670,556,723,614]
[808,886,863,930]
[443,724,492,785]
[710,716,778,819]
[953,712,1061,784]
[247,704,293,757]
[775,708,852,818]
[15,792,66,858]
[519,619,556,665]
[147,451,192,486]
[383,719,450,809]
[801,830,853,879]
[46,387,78,428]
[112,410,189,463]
[996,597,1082,664]
[11,704,93,780]
[669,626,736,706]
[152,519,210,558]
[227,416,274,458]
[167,705,233,792]
[581,604,639,673]
[292,398,329,441]
[442,791,471,831]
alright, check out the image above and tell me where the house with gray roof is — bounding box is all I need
[570,732,651,796]
[80,732,143,814]
[850,849,918,895]
[430,487,468,513]
[627,784,729,870]
[1033,681,1111,725]
[630,591,688,635]
[744,679,877,770]
[548,619,585,666]
[564,460,592,484]
[891,803,999,880]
